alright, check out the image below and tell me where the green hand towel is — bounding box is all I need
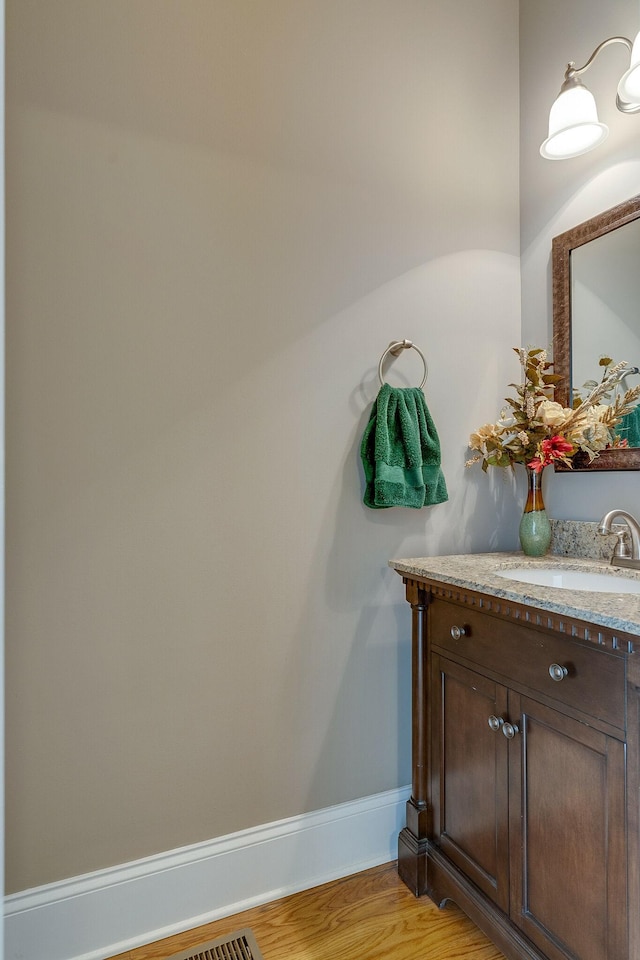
[360,383,448,509]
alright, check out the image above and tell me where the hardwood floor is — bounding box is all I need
[110,862,506,960]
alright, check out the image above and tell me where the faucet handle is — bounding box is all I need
[613,529,633,559]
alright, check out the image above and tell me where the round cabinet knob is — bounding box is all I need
[488,715,504,732]
[549,663,568,682]
[450,625,467,640]
[502,722,520,739]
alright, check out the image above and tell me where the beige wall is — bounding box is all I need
[519,0,640,520]
[6,0,520,892]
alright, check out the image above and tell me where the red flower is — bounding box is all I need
[541,435,573,457]
[528,436,574,473]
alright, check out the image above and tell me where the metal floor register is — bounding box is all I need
[164,928,265,960]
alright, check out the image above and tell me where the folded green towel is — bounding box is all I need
[360,383,448,509]
[618,406,640,447]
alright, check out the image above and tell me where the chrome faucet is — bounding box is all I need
[598,509,640,569]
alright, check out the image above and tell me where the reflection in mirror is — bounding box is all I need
[571,220,640,412]
[553,194,640,471]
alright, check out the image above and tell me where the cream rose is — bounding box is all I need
[536,399,572,427]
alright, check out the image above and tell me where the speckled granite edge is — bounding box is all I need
[388,550,640,637]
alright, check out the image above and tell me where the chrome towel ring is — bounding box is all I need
[378,339,428,389]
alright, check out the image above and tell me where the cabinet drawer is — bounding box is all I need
[430,598,625,731]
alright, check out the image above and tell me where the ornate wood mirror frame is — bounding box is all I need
[553,193,640,471]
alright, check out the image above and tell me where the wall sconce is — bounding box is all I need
[541,33,640,160]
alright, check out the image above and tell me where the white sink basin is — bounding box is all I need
[496,567,640,594]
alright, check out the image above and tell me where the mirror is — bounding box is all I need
[552,193,640,471]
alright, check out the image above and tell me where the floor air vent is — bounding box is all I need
[164,928,265,960]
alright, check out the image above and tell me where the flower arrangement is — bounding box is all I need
[466,347,640,473]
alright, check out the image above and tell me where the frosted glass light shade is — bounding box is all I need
[540,84,608,159]
[618,30,640,105]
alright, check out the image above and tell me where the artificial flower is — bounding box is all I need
[467,347,640,473]
[528,435,574,472]
[537,400,571,427]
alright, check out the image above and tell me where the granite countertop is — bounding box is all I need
[389,552,640,637]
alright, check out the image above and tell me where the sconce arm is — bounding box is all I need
[564,36,633,82]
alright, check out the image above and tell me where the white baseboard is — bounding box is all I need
[4,785,410,960]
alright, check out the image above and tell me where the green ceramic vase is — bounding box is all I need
[519,466,551,557]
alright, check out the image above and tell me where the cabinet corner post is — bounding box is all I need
[407,580,429,810]
[398,578,431,896]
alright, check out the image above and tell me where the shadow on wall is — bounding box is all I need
[278,397,419,805]
[458,462,522,553]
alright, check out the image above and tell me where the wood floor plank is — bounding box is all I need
[111,862,505,960]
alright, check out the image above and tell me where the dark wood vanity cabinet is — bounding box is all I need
[397,575,640,960]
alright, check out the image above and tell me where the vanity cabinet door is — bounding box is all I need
[508,693,627,960]
[431,654,510,912]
